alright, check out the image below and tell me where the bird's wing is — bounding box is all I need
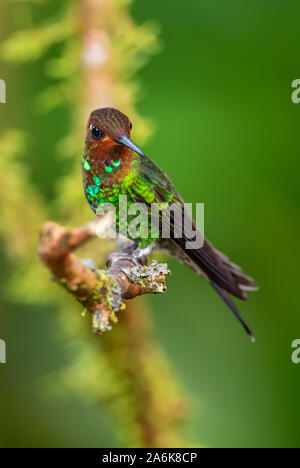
[129,154,257,300]
[129,154,178,204]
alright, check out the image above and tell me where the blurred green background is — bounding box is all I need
[0,0,300,448]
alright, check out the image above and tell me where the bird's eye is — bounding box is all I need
[90,124,105,140]
[130,122,133,130]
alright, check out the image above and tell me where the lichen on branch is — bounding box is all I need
[38,218,170,334]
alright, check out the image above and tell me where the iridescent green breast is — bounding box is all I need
[82,153,139,212]
[82,150,178,249]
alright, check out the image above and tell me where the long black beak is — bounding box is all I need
[116,135,146,157]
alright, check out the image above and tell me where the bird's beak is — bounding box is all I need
[116,135,146,157]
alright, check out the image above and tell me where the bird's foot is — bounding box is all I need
[107,242,158,268]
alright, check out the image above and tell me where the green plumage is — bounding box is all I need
[82,107,258,340]
[82,150,181,248]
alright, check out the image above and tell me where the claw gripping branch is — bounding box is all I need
[38,218,170,334]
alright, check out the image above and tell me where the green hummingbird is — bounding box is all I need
[82,108,258,340]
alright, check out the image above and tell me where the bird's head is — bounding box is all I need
[85,107,145,158]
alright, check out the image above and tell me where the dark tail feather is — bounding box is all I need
[210,281,255,342]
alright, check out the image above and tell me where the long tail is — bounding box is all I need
[165,203,258,338]
[169,232,258,340]
[210,281,255,341]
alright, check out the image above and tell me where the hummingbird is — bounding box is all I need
[82,108,258,340]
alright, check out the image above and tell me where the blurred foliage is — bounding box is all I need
[0,130,42,257]
[0,0,188,448]
[2,15,74,63]
[0,0,159,296]
[1,0,300,449]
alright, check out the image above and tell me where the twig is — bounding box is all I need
[38,218,170,334]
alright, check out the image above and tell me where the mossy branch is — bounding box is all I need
[38,218,170,334]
